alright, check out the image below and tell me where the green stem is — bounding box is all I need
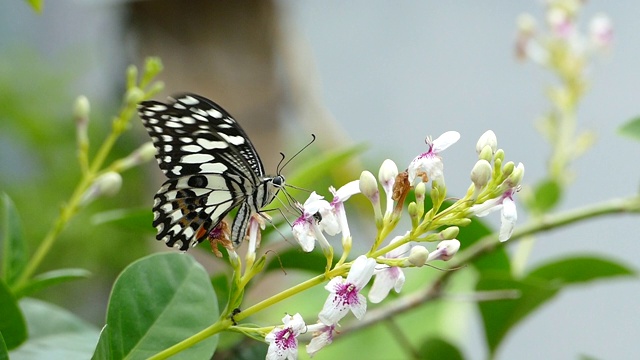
[147,318,233,360]
[12,98,140,292]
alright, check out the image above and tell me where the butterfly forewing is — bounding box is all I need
[138,93,282,250]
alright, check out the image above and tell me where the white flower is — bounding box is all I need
[589,14,613,49]
[470,189,518,242]
[329,180,360,238]
[408,131,460,185]
[265,313,306,360]
[305,322,338,357]
[318,255,376,325]
[292,192,336,252]
[368,236,408,303]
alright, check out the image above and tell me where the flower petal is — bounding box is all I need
[499,197,517,242]
[432,131,460,152]
[346,256,376,289]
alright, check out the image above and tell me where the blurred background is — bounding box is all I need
[1,1,639,359]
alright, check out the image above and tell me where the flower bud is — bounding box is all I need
[470,159,492,189]
[74,96,90,150]
[360,170,382,222]
[508,162,525,187]
[379,159,398,192]
[502,161,515,178]
[427,239,460,262]
[81,172,122,206]
[478,145,494,162]
[114,142,157,172]
[476,130,497,155]
[126,87,145,106]
[439,226,459,240]
[516,13,536,35]
[407,246,429,267]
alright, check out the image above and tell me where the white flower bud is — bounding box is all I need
[114,142,157,172]
[360,170,382,222]
[407,246,429,267]
[476,130,497,155]
[81,172,122,206]
[427,239,460,262]
[470,159,492,189]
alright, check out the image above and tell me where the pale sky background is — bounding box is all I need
[1,1,639,359]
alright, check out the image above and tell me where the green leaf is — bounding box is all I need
[0,279,26,350]
[478,256,634,355]
[417,337,464,360]
[96,253,219,360]
[0,332,8,360]
[618,116,640,141]
[24,0,43,13]
[14,268,92,298]
[526,255,635,285]
[477,273,555,356]
[529,178,562,214]
[11,298,99,359]
[1,193,28,287]
[91,326,109,360]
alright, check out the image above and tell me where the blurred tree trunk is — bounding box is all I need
[128,0,282,170]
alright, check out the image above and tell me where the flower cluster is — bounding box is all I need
[515,0,612,65]
[261,130,524,359]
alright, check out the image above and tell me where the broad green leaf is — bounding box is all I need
[1,193,27,287]
[11,298,99,360]
[98,253,218,360]
[460,216,511,274]
[529,178,562,214]
[211,274,230,316]
[478,256,634,355]
[618,116,640,141]
[0,332,8,360]
[91,325,109,360]
[14,268,92,298]
[417,337,464,360]
[477,273,555,355]
[526,256,635,284]
[91,208,154,233]
[0,279,26,350]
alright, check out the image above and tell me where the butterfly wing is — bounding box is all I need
[138,94,266,249]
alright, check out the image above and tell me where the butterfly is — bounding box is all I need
[138,93,284,251]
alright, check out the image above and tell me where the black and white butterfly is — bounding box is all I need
[138,93,284,251]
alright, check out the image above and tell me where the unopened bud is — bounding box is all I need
[476,130,497,155]
[439,226,459,240]
[470,160,492,189]
[508,162,525,187]
[81,172,122,206]
[360,170,382,223]
[379,159,398,193]
[114,142,157,172]
[427,239,460,262]
[516,13,536,35]
[502,161,515,178]
[407,246,429,267]
[126,87,145,106]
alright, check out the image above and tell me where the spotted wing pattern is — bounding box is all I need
[138,93,276,250]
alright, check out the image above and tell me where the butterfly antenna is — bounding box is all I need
[277,134,316,175]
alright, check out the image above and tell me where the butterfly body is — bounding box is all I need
[138,94,283,250]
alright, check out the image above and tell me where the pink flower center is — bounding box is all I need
[275,327,297,350]
[334,282,360,306]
